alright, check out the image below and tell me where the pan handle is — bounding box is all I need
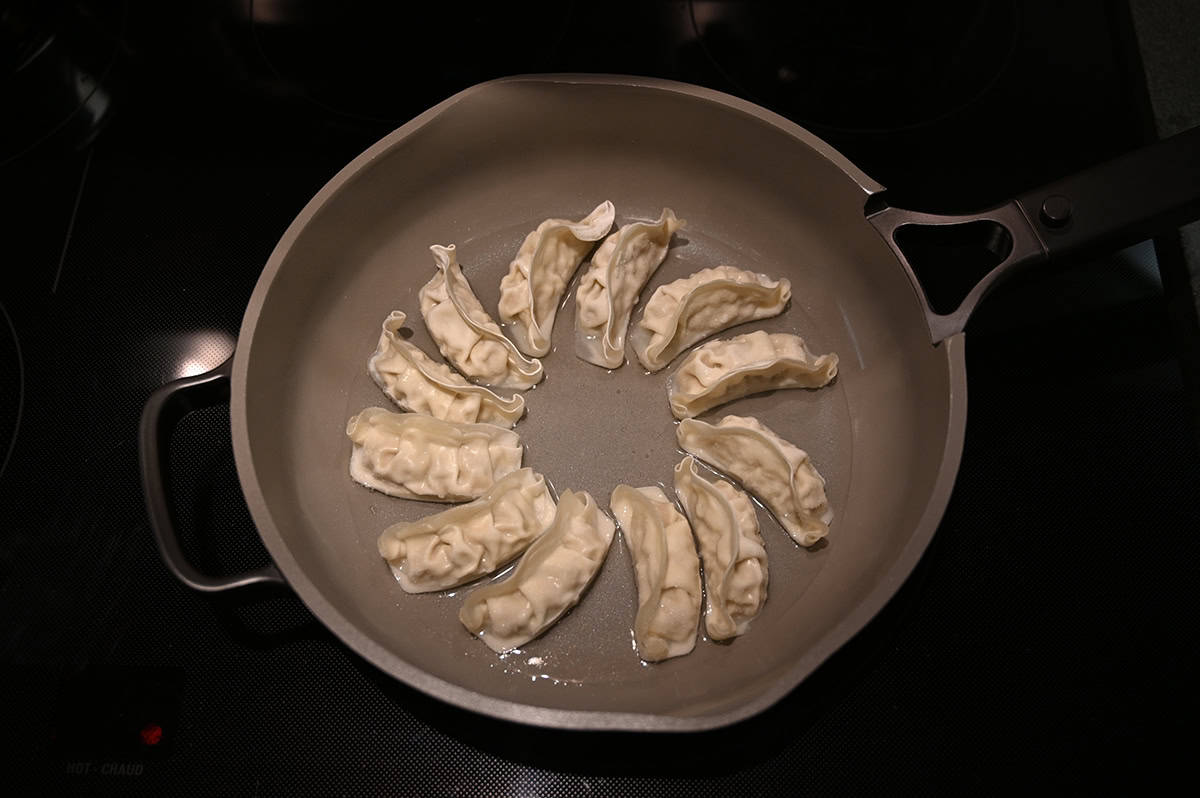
[867,125,1200,343]
[139,357,286,592]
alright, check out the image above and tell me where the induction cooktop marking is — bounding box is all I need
[0,301,24,486]
[52,146,94,295]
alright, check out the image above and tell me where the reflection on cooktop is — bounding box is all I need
[160,330,236,380]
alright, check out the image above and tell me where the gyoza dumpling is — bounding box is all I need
[677,415,832,546]
[667,331,838,419]
[498,201,615,357]
[575,208,686,368]
[610,485,702,661]
[377,469,556,593]
[419,244,544,391]
[459,489,615,653]
[346,407,522,502]
[368,310,526,428]
[630,266,791,372]
[673,456,768,640]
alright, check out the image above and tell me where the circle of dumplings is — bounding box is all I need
[347,204,839,663]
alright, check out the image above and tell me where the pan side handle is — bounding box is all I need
[139,358,286,592]
[868,125,1200,344]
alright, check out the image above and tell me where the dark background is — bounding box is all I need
[1,1,1198,794]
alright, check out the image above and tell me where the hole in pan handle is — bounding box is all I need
[139,356,286,592]
[866,125,1200,344]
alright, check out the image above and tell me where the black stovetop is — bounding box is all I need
[2,1,1198,794]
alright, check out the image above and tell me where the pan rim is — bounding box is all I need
[229,74,967,732]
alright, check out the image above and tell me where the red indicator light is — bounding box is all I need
[139,723,164,746]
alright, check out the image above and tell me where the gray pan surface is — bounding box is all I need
[229,75,965,731]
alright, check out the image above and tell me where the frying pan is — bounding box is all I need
[139,76,1200,731]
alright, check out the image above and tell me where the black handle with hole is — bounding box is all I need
[139,357,286,592]
[867,125,1200,343]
